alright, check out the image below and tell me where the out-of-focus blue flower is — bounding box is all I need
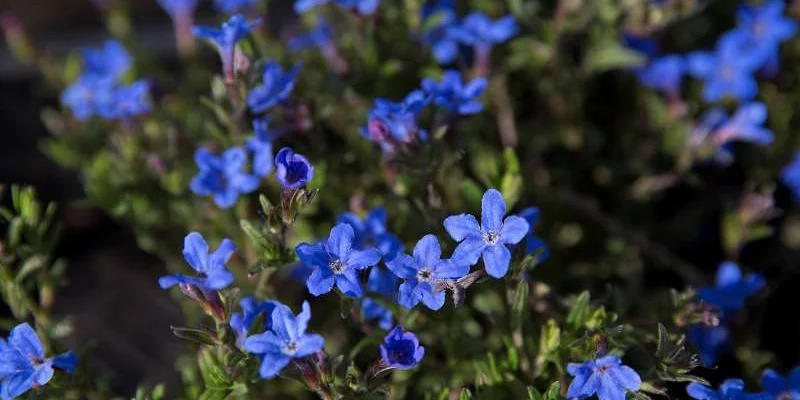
[712,102,773,146]
[380,326,424,369]
[623,32,659,58]
[761,367,800,400]
[295,0,380,15]
[159,232,237,291]
[367,266,399,297]
[386,235,468,310]
[288,21,334,52]
[190,147,260,208]
[781,152,800,202]
[193,15,260,81]
[82,40,131,81]
[101,80,151,120]
[636,54,686,97]
[688,324,729,366]
[157,0,198,20]
[296,223,381,298]
[362,298,393,330]
[449,12,518,47]
[733,0,798,73]
[247,62,301,113]
[420,0,458,64]
[230,297,278,347]
[0,323,76,399]
[274,147,314,190]
[362,90,430,153]
[687,32,762,102]
[337,208,403,297]
[246,118,274,178]
[697,262,765,314]
[422,70,487,115]
[244,301,325,379]
[60,76,116,121]
[215,0,259,13]
[687,379,768,400]
[566,355,642,400]
[444,189,529,278]
[519,207,549,262]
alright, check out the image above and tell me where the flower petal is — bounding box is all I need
[204,268,234,290]
[443,214,481,241]
[386,254,420,279]
[9,323,44,359]
[259,352,291,379]
[243,331,283,354]
[481,189,506,231]
[413,235,442,267]
[433,259,469,280]
[452,237,486,266]
[500,216,529,245]
[335,270,364,298]
[295,333,324,357]
[307,268,335,296]
[397,281,420,309]
[482,245,511,278]
[182,232,209,273]
[328,223,355,259]
[209,238,236,271]
[296,242,329,268]
[345,248,381,270]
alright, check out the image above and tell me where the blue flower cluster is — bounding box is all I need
[295,189,539,313]
[418,2,518,65]
[0,323,77,399]
[361,70,487,154]
[685,369,800,400]
[690,262,765,366]
[61,40,151,121]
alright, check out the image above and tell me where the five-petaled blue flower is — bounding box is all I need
[159,232,237,291]
[215,0,259,13]
[289,20,334,52]
[193,15,261,82]
[687,31,763,102]
[636,54,686,98]
[697,262,765,314]
[422,70,487,115]
[190,147,260,208]
[761,367,800,400]
[0,323,77,399]
[362,298,393,330]
[274,147,314,190]
[380,326,424,370]
[296,223,381,298]
[243,301,325,379]
[61,76,115,121]
[386,234,468,310]
[157,0,198,20]
[247,62,301,114]
[449,12,518,47]
[733,0,798,75]
[567,355,642,400]
[519,207,549,262]
[362,90,430,153]
[711,102,774,147]
[246,118,274,178]
[337,208,403,296]
[420,0,458,64]
[781,151,800,203]
[230,297,278,348]
[688,324,729,366]
[82,40,131,81]
[687,379,767,400]
[444,189,529,279]
[101,80,151,120]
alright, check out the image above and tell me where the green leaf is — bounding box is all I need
[511,280,529,335]
[544,381,563,400]
[459,388,473,400]
[566,291,591,329]
[15,254,47,282]
[583,42,646,74]
[171,326,219,346]
[527,386,543,400]
[656,323,669,359]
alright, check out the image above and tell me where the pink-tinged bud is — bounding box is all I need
[0,13,34,64]
[146,154,166,174]
[174,10,196,58]
[233,47,251,76]
[179,283,227,322]
[738,188,779,225]
[294,359,322,391]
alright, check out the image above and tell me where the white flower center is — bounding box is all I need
[483,230,500,245]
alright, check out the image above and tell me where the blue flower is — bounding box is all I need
[193,15,260,81]
[761,367,800,400]
[215,0,259,13]
[295,0,379,15]
[697,262,765,314]
[100,80,151,120]
[781,152,800,202]
[688,324,729,366]
[636,54,686,97]
[274,147,314,190]
[420,0,458,64]
[733,0,798,72]
[687,31,762,102]
[386,235,469,310]
[362,298,393,330]
[444,189,529,279]
[623,32,659,59]
[190,147,260,208]
[246,118,274,178]
[711,102,774,146]
[288,21,334,52]
[566,355,642,400]
[159,232,237,291]
[380,326,424,370]
[519,207,549,262]
[230,297,278,347]
[296,223,381,298]
[449,12,518,47]
[362,90,430,153]
[687,379,768,400]
[294,0,329,13]
[243,301,325,379]
[247,62,301,113]
[82,40,131,81]
[422,70,487,115]
[157,0,198,20]
[0,323,77,399]
[337,208,403,297]
[60,76,116,121]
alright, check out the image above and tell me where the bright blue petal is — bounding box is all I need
[259,352,291,379]
[500,215,529,245]
[9,324,44,359]
[413,235,441,268]
[307,268,335,296]
[481,189,506,231]
[444,214,481,241]
[482,245,511,278]
[336,269,364,298]
[182,232,209,273]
